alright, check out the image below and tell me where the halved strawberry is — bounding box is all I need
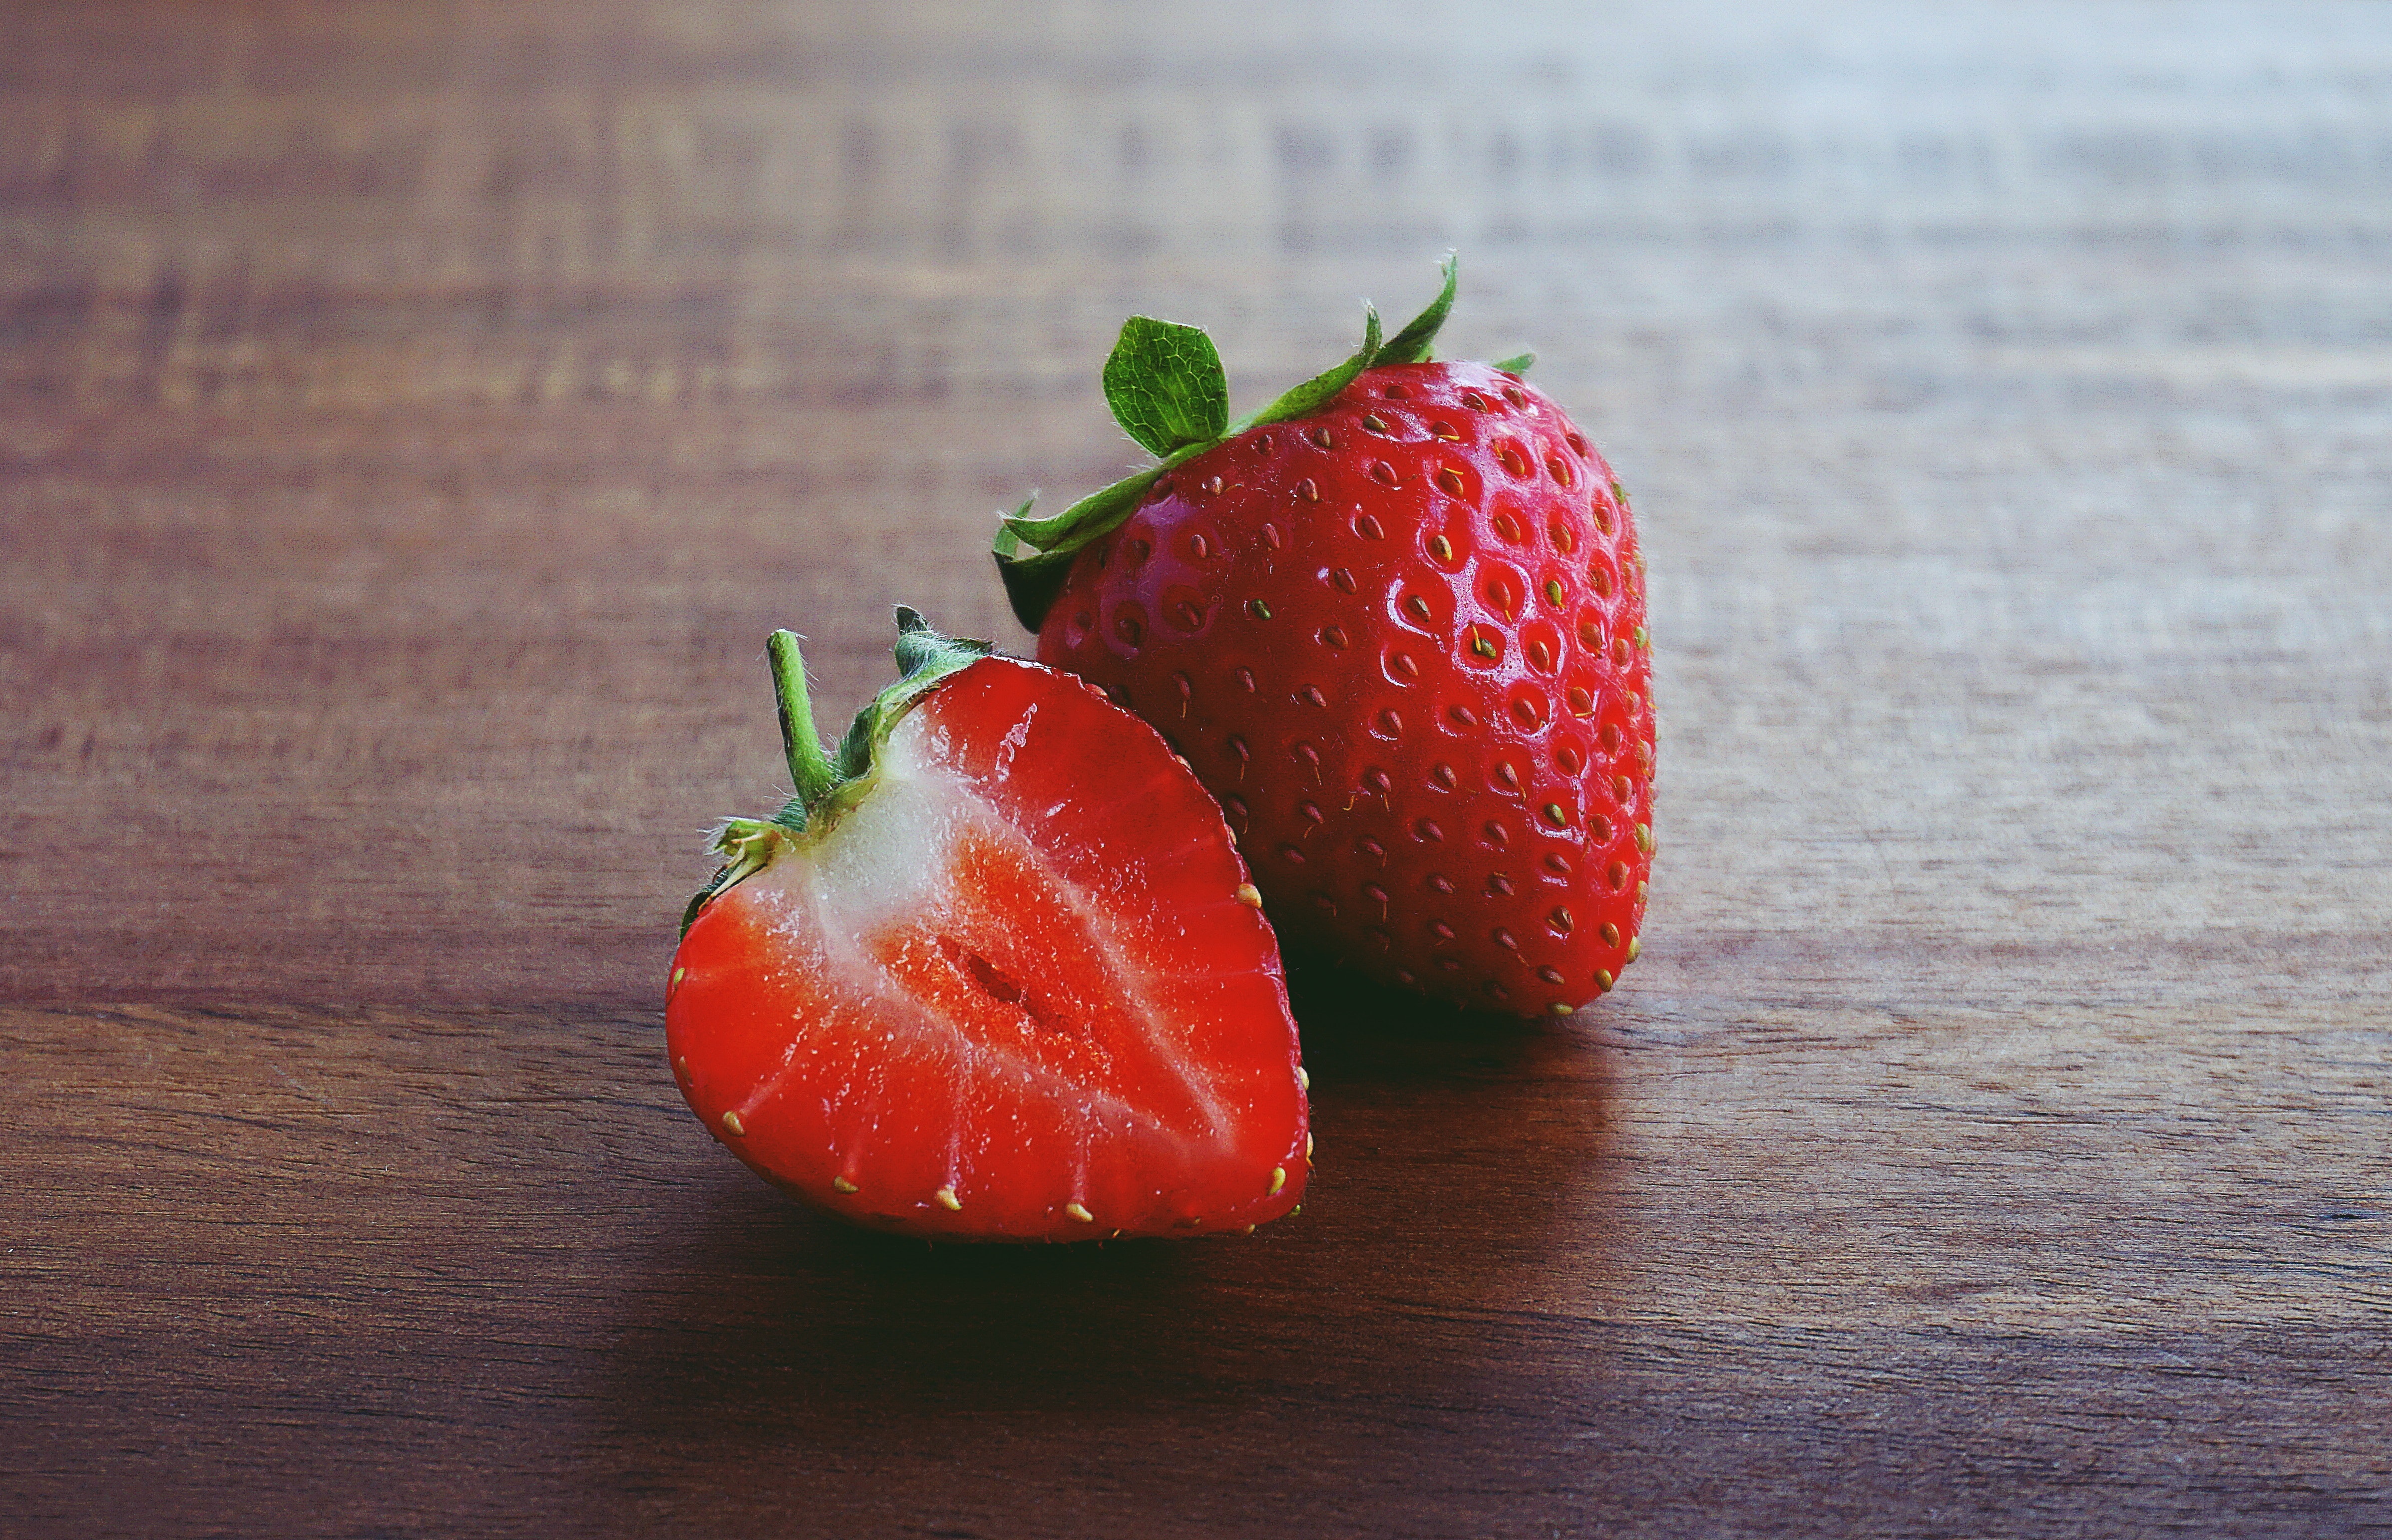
[666,609,1309,1241]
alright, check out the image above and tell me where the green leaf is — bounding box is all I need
[989,491,1038,540]
[1490,351,1536,375]
[1370,253,1458,366]
[993,537,1080,633]
[828,608,993,786]
[1228,302,1382,436]
[1002,466,1163,549]
[681,818,791,935]
[1103,317,1229,455]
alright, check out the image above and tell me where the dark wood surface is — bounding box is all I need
[6,2,2390,1535]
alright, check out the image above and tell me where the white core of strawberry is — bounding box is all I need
[800,712,970,937]
[731,685,1234,1145]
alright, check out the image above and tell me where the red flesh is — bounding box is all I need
[667,656,1309,1240]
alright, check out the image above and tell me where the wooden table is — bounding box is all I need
[7,2,2388,1534]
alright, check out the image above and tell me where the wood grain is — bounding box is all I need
[5,1,2390,1535]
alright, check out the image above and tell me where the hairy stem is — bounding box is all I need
[767,630,834,812]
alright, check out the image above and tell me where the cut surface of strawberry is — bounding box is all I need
[667,611,1308,1241]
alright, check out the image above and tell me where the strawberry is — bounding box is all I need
[666,609,1310,1240]
[993,259,1652,1018]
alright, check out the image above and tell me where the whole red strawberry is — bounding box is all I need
[669,609,1309,1239]
[994,260,1652,1018]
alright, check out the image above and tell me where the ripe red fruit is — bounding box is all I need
[994,260,1652,1017]
[667,609,1310,1240]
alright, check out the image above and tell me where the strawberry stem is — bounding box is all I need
[685,610,997,930]
[767,630,835,818]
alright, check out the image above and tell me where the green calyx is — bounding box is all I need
[679,607,992,934]
[992,254,1533,632]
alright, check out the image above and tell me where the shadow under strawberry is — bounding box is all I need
[571,966,1633,1531]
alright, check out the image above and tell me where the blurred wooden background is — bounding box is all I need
[4,1,2388,1535]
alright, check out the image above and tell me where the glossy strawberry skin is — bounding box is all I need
[668,654,1309,1240]
[1036,362,1652,1017]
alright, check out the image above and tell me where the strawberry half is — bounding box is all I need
[666,609,1310,1240]
[994,259,1653,1018]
